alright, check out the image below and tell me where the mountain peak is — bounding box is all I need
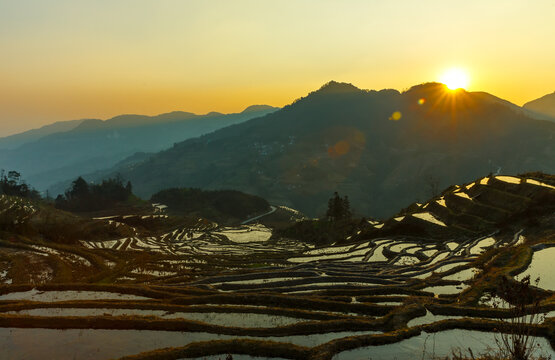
[74,119,104,131]
[314,81,361,95]
[241,105,279,114]
[403,82,449,95]
[206,111,224,117]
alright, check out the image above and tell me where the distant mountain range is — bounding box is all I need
[68,81,554,218]
[0,119,87,150]
[0,105,278,191]
[472,92,554,122]
[524,91,555,120]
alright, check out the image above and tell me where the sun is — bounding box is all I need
[439,68,470,90]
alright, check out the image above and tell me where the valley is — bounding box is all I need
[3,3,555,359]
[90,82,555,219]
[1,174,554,359]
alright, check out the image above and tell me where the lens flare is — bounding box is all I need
[389,111,402,121]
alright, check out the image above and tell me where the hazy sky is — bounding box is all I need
[1,0,554,136]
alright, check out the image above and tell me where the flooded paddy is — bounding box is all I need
[422,284,468,295]
[0,327,381,360]
[517,246,555,291]
[333,330,555,360]
[0,328,239,360]
[8,308,305,328]
[1,175,554,359]
[406,311,463,327]
[411,212,447,227]
[442,267,478,281]
[469,237,496,255]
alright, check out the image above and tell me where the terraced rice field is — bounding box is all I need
[0,175,554,359]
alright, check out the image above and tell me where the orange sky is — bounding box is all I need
[1,0,554,136]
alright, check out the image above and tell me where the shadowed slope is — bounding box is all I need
[100,82,555,218]
[0,106,278,191]
[524,91,555,121]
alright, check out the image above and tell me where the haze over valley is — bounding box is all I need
[20,81,555,219]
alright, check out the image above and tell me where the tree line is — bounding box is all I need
[0,170,40,199]
[1,169,135,213]
[55,176,133,212]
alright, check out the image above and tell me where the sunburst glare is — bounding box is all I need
[439,68,470,90]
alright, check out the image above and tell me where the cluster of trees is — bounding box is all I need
[0,170,40,199]
[150,188,270,223]
[55,176,133,212]
[326,192,352,222]
[279,191,358,245]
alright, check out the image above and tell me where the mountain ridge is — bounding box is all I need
[1,105,279,191]
[0,119,88,150]
[523,91,555,120]
[76,81,554,218]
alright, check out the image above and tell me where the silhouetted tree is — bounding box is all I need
[426,175,440,198]
[0,169,40,199]
[125,181,132,194]
[342,195,352,219]
[326,192,352,222]
[66,177,89,201]
[45,190,52,202]
[7,171,21,185]
[55,194,65,208]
